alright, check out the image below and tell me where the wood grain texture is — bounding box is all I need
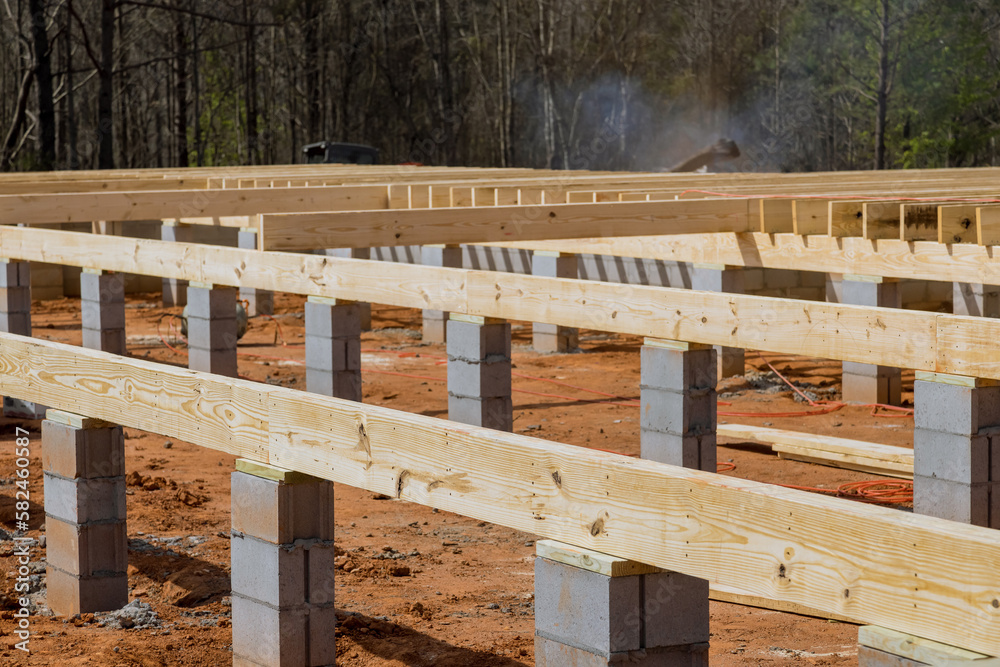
[0,333,998,655]
[259,198,754,250]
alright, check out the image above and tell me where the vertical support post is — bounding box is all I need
[447,314,512,431]
[422,244,463,343]
[691,263,744,378]
[841,274,902,405]
[531,251,579,352]
[324,249,372,330]
[239,228,274,317]
[305,296,362,401]
[231,459,336,667]
[0,259,45,418]
[913,372,1000,528]
[42,410,127,615]
[161,221,195,307]
[80,269,126,355]
[186,282,238,377]
[953,283,1000,318]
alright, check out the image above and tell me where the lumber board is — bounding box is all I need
[8,226,1000,378]
[829,200,868,237]
[259,198,754,250]
[792,200,830,235]
[977,206,1000,246]
[859,626,992,663]
[939,205,979,244]
[0,333,998,655]
[863,201,905,240]
[709,583,858,624]
[486,232,1000,285]
[717,424,913,478]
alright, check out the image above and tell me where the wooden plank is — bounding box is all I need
[535,540,662,577]
[901,203,944,241]
[1,333,998,655]
[759,199,795,233]
[259,198,754,250]
[859,626,992,663]
[792,200,830,235]
[863,201,904,240]
[829,200,868,237]
[710,583,858,624]
[976,206,1000,246]
[939,205,979,244]
[717,424,913,478]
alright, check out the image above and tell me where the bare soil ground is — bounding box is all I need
[0,292,918,665]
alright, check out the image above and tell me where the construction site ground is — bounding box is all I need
[0,291,919,666]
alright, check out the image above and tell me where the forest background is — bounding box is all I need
[3,0,1000,174]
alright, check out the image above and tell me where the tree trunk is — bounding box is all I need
[98,0,115,169]
[874,0,890,170]
[175,7,189,168]
[28,0,56,170]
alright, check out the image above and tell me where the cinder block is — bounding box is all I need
[422,245,463,269]
[642,571,710,647]
[0,286,31,313]
[162,278,188,307]
[42,421,125,479]
[842,279,901,308]
[186,285,237,315]
[231,534,307,608]
[0,311,31,334]
[81,298,126,330]
[717,347,744,379]
[43,473,126,524]
[691,266,743,294]
[232,595,307,667]
[913,474,991,526]
[304,301,361,339]
[421,312,447,343]
[307,603,338,666]
[307,543,338,606]
[4,397,46,419]
[760,269,800,290]
[82,327,126,354]
[743,268,765,292]
[45,566,127,616]
[45,517,127,577]
[532,252,578,279]
[305,368,362,401]
[913,430,990,484]
[533,327,579,353]
[857,646,928,667]
[305,335,360,372]
[535,635,709,666]
[447,358,511,399]
[231,471,335,544]
[914,380,1000,435]
[187,346,238,377]
[446,319,511,361]
[535,556,641,655]
[640,431,716,471]
[79,271,124,302]
[843,361,879,378]
[842,368,901,406]
[639,388,716,436]
[186,315,238,351]
[640,346,716,393]
[0,261,28,288]
[448,395,513,431]
[240,285,274,317]
[953,282,1000,318]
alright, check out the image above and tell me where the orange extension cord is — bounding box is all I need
[156,311,913,505]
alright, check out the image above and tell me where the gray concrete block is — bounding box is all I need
[535,635,709,666]
[4,397,46,419]
[232,594,308,667]
[305,368,362,401]
[42,421,125,479]
[535,556,641,655]
[45,517,128,577]
[238,230,260,251]
[691,266,743,294]
[304,301,361,339]
[448,395,513,431]
[0,261,29,288]
[240,285,275,318]
[79,271,125,304]
[640,431,716,471]
[842,279,901,308]
[446,319,511,361]
[306,543,338,606]
[533,252,579,280]
[643,572,710,647]
[307,603,338,666]
[857,645,928,667]
[842,361,880,378]
[82,327,126,354]
[305,335,360,372]
[0,311,31,334]
[913,474,991,526]
[447,358,511,399]
[43,473,126,524]
[914,380,1000,435]
[186,315,238,351]
[639,388,716,436]
[533,327,579,353]
[953,283,1000,318]
[160,223,196,244]
[0,286,31,313]
[913,430,990,484]
[187,285,237,315]
[46,566,128,616]
[422,245,463,269]
[842,367,901,406]
[640,346,716,393]
[81,297,126,330]
[162,278,188,307]
[231,471,335,544]
[421,311,447,343]
[187,346,238,377]
[231,533,307,608]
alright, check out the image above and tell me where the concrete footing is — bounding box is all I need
[640,340,717,472]
[913,372,1000,528]
[80,269,126,355]
[161,222,193,307]
[185,282,239,377]
[840,275,902,405]
[953,282,1000,318]
[857,625,991,666]
[422,245,463,343]
[305,296,362,401]
[692,264,744,378]
[42,410,127,615]
[447,314,512,431]
[239,229,274,316]
[231,459,336,667]
[534,541,709,667]
[324,249,371,330]
[1,259,45,418]
[532,251,579,352]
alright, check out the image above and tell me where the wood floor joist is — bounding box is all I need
[4,226,1000,379]
[0,332,996,655]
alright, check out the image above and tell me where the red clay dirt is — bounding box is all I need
[0,292,918,665]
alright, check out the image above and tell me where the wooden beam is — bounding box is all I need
[7,227,1000,379]
[259,198,754,250]
[939,205,979,244]
[0,333,997,655]
[718,424,913,479]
